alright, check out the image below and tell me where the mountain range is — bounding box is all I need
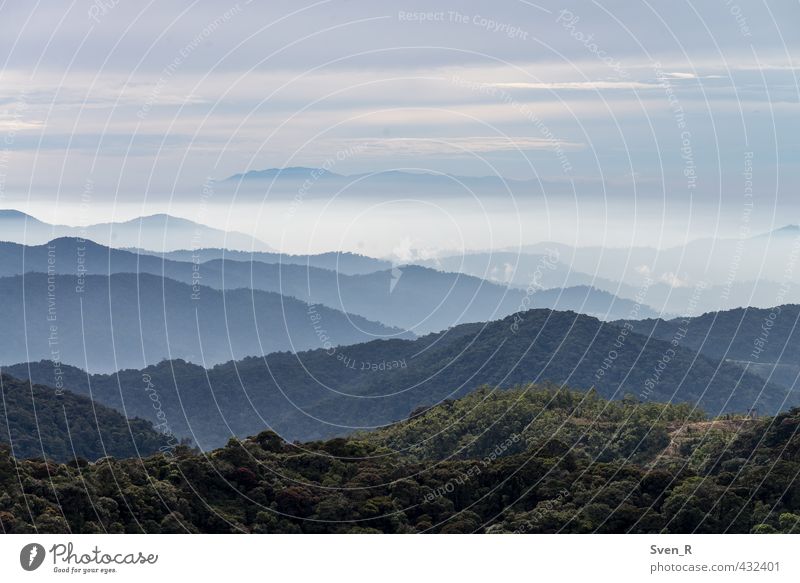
[0,237,660,333]
[6,307,786,450]
[137,247,393,275]
[0,271,402,371]
[226,166,539,193]
[514,226,800,296]
[0,209,272,252]
[4,208,797,316]
[1,211,798,470]
[423,229,800,314]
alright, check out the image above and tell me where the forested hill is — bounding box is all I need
[617,305,800,363]
[1,386,798,534]
[0,374,176,461]
[7,308,790,450]
[617,305,800,392]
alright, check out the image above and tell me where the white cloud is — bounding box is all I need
[659,272,689,288]
[492,81,656,91]
[664,72,698,80]
[662,72,725,80]
[390,237,438,264]
[326,136,585,157]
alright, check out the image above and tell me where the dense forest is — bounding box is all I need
[620,306,800,392]
[0,374,176,461]
[7,309,788,450]
[2,385,798,534]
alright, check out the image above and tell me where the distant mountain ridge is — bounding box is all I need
[130,246,393,275]
[226,166,534,187]
[427,231,800,315]
[0,209,273,252]
[0,271,405,371]
[226,166,344,181]
[0,238,660,333]
[513,227,800,298]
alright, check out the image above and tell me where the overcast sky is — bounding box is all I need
[0,0,798,251]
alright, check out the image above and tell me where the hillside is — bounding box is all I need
[7,308,789,450]
[619,305,800,363]
[0,272,405,371]
[0,374,175,461]
[357,385,705,463]
[618,305,800,393]
[1,385,797,534]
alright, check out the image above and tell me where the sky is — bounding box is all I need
[0,0,798,254]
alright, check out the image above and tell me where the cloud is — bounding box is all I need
[0,118,41,131]
[662,72,724,80]
[492,81,656,91]
[326,136,585,157]
[0,1,797,202]
[659,272,689,288]
[390,237,437,264]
